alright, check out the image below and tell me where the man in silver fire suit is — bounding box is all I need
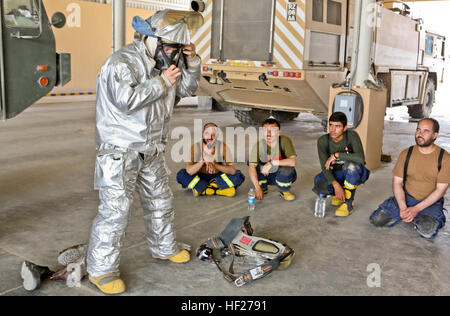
[86,10,203,294]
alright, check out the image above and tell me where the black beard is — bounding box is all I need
[416,136,436,147]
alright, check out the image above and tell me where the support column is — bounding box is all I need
[113,0,126,52]
[350,0,376,88]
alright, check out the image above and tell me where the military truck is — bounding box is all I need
[0,0,71,120]
[191,0,445,124]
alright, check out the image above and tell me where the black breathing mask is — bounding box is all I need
[154,37,184,71]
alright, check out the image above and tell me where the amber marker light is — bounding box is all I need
[39,77,49,87]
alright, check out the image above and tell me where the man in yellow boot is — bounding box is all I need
[313,112,370,216]
[87,10,203,294]
[249,118,297,202]
[177,122,245,197]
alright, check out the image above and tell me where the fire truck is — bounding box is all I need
[192,0,445,124]
[0,0,71,120]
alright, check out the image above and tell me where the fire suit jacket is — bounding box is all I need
[95,39,201,154]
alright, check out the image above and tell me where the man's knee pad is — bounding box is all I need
[343,162,358,172]
[176,168,187,180]
[234,170,245,187]
[278,166,295,177]
[312,179,329,196]
[414,215,440,239]
[370,209,397,227]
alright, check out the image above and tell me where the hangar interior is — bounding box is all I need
[0,0,449,296]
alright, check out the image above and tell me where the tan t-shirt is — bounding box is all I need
[189,141,233,174]
[393,145,450,201]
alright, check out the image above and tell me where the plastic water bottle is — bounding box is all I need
[248,188,256,211]
[314,194,326,218]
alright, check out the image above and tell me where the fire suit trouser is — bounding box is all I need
[313,162,370,196]
[257,166,297,193]
[87,145,176,277]
[176,169,245,193]
[369,193,446,239]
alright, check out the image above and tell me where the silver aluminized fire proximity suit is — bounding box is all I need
[87,10,202,278]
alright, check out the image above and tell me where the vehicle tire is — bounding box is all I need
[234,109,259,125]
[408,79,435,119]
[273,111,299,121]
[212,99,232,112]
[234,109,299,125]
[321,118,328,132]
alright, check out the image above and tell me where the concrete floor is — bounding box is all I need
[0,99,449,296]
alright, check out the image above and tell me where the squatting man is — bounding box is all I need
[313,111,370,217]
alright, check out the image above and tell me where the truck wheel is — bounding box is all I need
[408,79,435,119]
[273,111,299,121]
[212,99,232,112]
[234,109,299,125]
[234,109,259,125]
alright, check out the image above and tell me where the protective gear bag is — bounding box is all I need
[196,216,294,287]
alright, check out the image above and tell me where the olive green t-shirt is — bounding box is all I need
[249,135,296,164]
[392,145,450,201]
[317,130,365,184]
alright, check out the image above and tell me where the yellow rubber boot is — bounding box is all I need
[279,191,296,201]
[335,203,353,217]
[206,181,236,197]
[216,187,236,197]
[335,185,356,217]
[331,196,344,206]
[153,249,190,263]
[89,273,126,295]
[192,189,206,197]
[205,181,218,195]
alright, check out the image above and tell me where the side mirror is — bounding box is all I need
[51,12,66,28]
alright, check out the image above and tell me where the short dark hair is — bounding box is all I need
[418,118,440,133]
[329,111,347,127]
[262,117,280,128]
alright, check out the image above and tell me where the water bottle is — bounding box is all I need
[314,193,326,218]
[248,188,256,211]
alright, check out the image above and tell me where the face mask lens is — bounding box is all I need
[164,45,182,66]
[155,39,183,70]
[172,49,182,66]
[196,245,212,261]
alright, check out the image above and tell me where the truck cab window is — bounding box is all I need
[435,37,444,58]
[313,0,324,22]
[3,0,39,28]
[327,0,341,25]
[425,35,434,56]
